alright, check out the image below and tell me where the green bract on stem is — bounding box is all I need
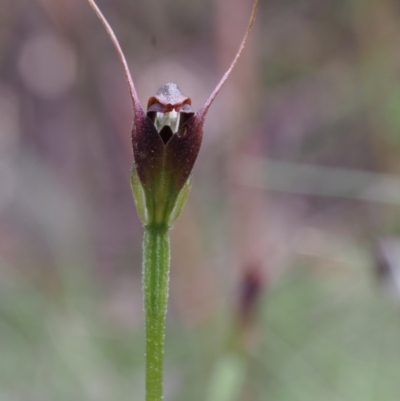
[86,0,258,400]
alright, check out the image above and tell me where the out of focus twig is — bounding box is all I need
[238,156,400,205]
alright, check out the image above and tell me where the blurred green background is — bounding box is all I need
[1,0,400,399]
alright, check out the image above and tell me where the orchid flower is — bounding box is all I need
[86,1,258,399]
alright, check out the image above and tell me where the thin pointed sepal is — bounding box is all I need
[198,0,259,120]
[86,0,143,116]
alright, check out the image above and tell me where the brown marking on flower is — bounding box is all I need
[131,109,164,190]
[165,113,203,192]
[147,83,192,112]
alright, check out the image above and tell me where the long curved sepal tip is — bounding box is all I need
[86,0,143,115]
[198,0,258,119]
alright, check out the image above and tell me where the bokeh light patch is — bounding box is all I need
[18,34,77,99]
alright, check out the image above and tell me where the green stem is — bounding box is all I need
[143,225,170,401]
